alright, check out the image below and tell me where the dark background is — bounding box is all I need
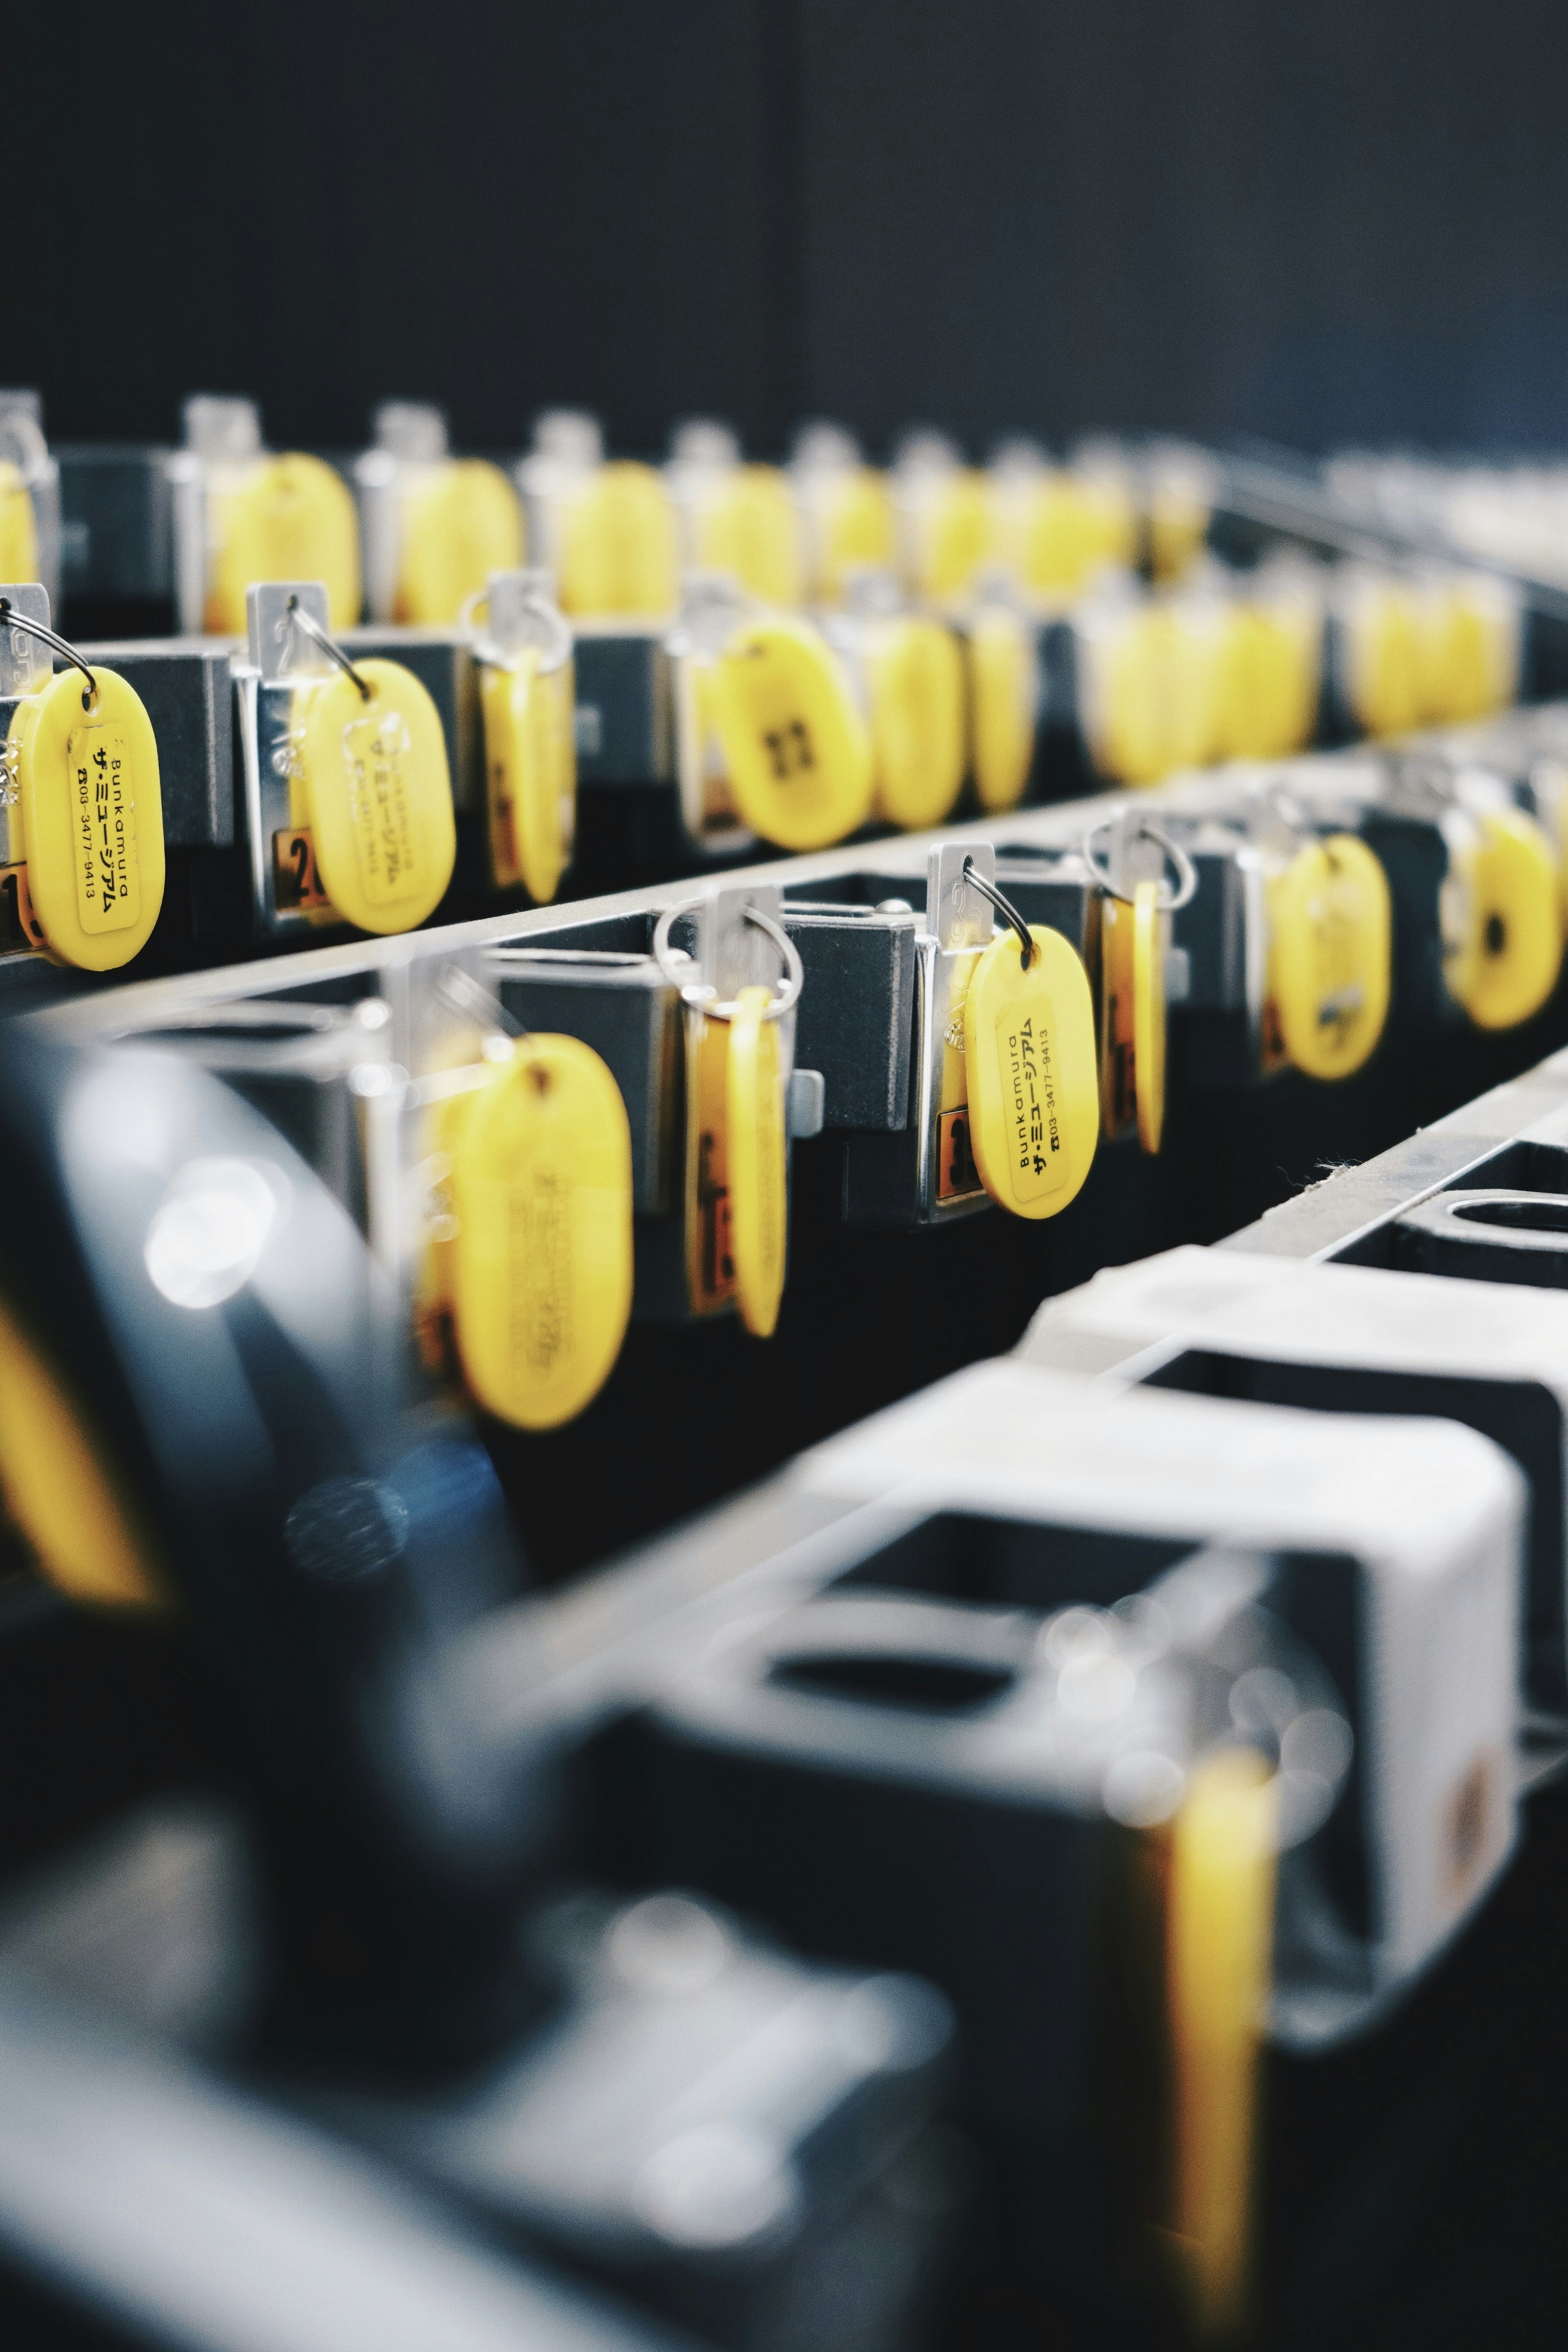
[10,0,1568,463]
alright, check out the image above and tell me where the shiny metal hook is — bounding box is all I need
[0,600,98,708]
[285,595,373,703]
[961,855,1035,969]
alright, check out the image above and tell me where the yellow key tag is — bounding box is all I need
[1218,605,1319,761]
[866,615,966,831]
[726,985,787,1338]
[294,657,455,935]
[1165,1748,1277,2339]
[817,469,895,603]
[962,923,1098,1218]
[1097,882,1166,1153]
[448,1036,633,1430]
[205,454,362,635]
[479,651,575,904]
[968,607,1036,813]
[685,1009,735,1314]
[705,615,873,850]
[398,461,523,626]
[0,464,39,585]
[695,466,802,606]
[7,665,165,970]
[1443,807,1562,1031]
[1132,880,1167,1155]
[557,461,677,617]
[1265,833,1391,1079]
[1347,584,1423,739]
[913,470,992,601]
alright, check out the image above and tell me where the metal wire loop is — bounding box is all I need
[286,596,373,702]
[0,600,97,707]
[1081,815,1198,913]
[961,856,1035,968]
[650,896,805,1022]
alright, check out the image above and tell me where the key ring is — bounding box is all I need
[962,856,1035,969]
[1082,813,1198,912]
[459,585,573,677]
[0,600,98,710]
[285,595,373,703]
[651,897,805,1022]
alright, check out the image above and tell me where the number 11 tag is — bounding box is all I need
[962,922,1098,1218]
[704,614,873,850]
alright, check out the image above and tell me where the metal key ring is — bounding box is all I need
[0,600,98,708]
[961,857,1035,969]
[1081,813,1198,913]
[651,897,805,1022]
[460,585,573,677]
[286,596,373,703]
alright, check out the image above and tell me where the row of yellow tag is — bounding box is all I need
[159,423,1206,637]
[1081,568,1521,788]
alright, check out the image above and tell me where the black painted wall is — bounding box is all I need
[9,0,1568,461]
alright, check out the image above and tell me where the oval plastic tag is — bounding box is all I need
[962,924,1098,1219]
[705,615,874,851]
[817,469,895,604]
[1092,609,1220,787]
[1217,606,1319,761]
[0,1295,163,1609]
[1443,807,1562,1031]
[866,615,966,831]
[295,657,455,935]
[726,986,787,1337]
[913,470,991,601]
[1266,833,1391,1079]
[0,464,39,585]
[695,466,802,607]
[479,651,575,904]
[205,454,362,635]
[557,462,678,617]
[449,1036,634,1429]
[398,460,523,626]
[7,664,165,970]
[1348,588,1423,739]
[1132,880,1167,1155]
[969,608,1036,813]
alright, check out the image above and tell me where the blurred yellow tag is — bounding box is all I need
[295,657,454,934]
[1134,880,1167,1152]
[968,607,1036,813]
[1443,806,1562,1030]
[1347,585,1423,739]
[866,615,966,831]
[448,1036,633,1429]
[205,453,362,635]
[911,470,992,601]
[816,469,895,603]
[397,460,523,626]
[1419,584,1517,726]
[557,461,677,617]
[685,1009,735,1314]
[1092,608,1221,786]
[704,615,873,850]
[1266,833,1391,1079]
[0,464,39,584]
[479,650,575,904]
[726,985,787,1338]
[7,664,165,970]
[694,466,802,606]
[1097,882,1166,1152]
[0,1295,163,1609]
[962,924,1098,1218]
[1217,605,1319,761]
[1165,1748,1277,2340]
